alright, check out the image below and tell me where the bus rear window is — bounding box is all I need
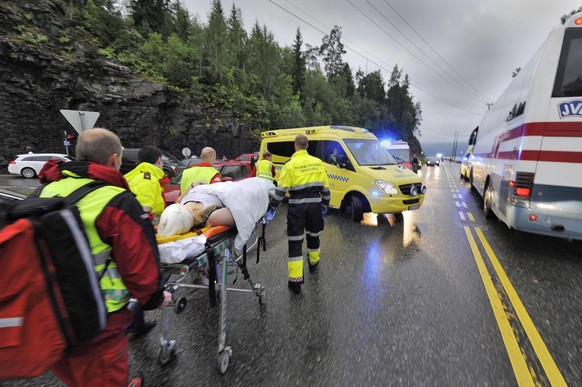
[553,28,582,97]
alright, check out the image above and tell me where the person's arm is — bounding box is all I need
[176,180,206,203]
[271,165,276,177]
[271,166,289,207]
[96,192,165,310]
[210,173,222,183]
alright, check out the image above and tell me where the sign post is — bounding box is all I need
[60,110,100,134]
[182,147,191,159]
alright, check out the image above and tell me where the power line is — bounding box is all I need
[267,0,483,116]
[346,0,487,105]
[364,0,489,103]
[380,0,491,102]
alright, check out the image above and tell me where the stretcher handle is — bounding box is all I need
[164,284,187,314]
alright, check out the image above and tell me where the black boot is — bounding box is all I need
[287,281,301,294]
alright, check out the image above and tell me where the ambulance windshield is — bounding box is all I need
[344,139,398,166]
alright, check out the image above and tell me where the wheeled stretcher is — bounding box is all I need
[156,215,269,374]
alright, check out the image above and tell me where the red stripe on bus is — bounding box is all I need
[490,150,582,163]
[498,122,582,143]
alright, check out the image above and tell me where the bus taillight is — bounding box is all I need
[511,172,534,198]
[515,187,531,197]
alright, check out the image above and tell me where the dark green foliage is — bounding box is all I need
[13,0,422,151]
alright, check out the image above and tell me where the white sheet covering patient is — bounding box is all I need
[157,178,275,250]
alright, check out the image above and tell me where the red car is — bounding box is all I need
[162,161,252,204]
[234,152,259,164]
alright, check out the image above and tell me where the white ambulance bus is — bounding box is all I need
[469,12,582,240]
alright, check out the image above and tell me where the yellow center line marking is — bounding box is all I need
[475,228,567,386]
[463,226,535,386]
[467,212,475,222]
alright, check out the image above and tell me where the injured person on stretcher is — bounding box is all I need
[157,177,275,255]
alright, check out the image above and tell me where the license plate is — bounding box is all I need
[408,205,420,211]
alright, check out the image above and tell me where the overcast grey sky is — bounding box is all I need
[182,0,581,150]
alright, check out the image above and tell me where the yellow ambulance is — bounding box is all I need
[259,125,426,221]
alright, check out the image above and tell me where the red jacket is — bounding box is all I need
[39,160,165,310]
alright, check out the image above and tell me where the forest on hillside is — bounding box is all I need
[73,0,423,151]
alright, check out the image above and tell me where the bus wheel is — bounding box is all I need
[348,195,364,222]
[483,184,496,219]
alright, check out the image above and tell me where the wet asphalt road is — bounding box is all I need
[2,163,582,386]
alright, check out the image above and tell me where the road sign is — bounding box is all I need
[182,147,191,157]
[60,110,100,134]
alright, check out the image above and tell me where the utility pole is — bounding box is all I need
[451,131,459,161]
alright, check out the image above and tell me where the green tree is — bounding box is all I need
[173,1,192,41]
[357,69,385,104]
[246,22,281,100]
[128,0,172,37]
[204,0,229,83]
[227,4,248,70]
[82,0,128,48]
[320,25,345,81]
[291,27,306,102]
[385,66,422,141]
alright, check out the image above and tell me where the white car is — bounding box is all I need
[8,153,72,178]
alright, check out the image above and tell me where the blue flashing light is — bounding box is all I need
[380,139,392,148]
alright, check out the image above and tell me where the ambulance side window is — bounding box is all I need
[323,141,353,171]
[268,141,295,158]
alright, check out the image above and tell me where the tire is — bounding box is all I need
[348,195,364,222]
[157,345,175,366]
[393,212,404,223]
[21,167,36,179]
[483,184,496,219]
[217,350,230,375]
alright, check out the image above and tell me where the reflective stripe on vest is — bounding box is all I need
[39,178,130,313]
[256,160,274,181]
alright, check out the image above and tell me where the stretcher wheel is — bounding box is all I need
[157,343,176,366]
[217,350,230,374]
[174,297,187,315]
[258,292,265,305]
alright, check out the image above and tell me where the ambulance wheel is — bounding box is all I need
[393,213,404,223]
[217,350,230,374]
[348,195,363,222]
[483,184,496,220]
[157,345,175,366]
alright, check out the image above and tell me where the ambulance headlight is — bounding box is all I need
[410,185,418,196]
[375,180,398,195]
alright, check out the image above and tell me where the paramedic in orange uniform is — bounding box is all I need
[271,134,330,294]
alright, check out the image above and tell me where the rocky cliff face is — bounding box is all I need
[0,0,258,161]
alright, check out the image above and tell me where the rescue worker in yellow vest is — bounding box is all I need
[271,134,331,294]
[180,146,221,194]
[251,151,276,181]
[124,145,166,220]
[37,128,171,387]
[124,145,168,340]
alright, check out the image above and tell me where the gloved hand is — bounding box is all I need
[321,205,328,215]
